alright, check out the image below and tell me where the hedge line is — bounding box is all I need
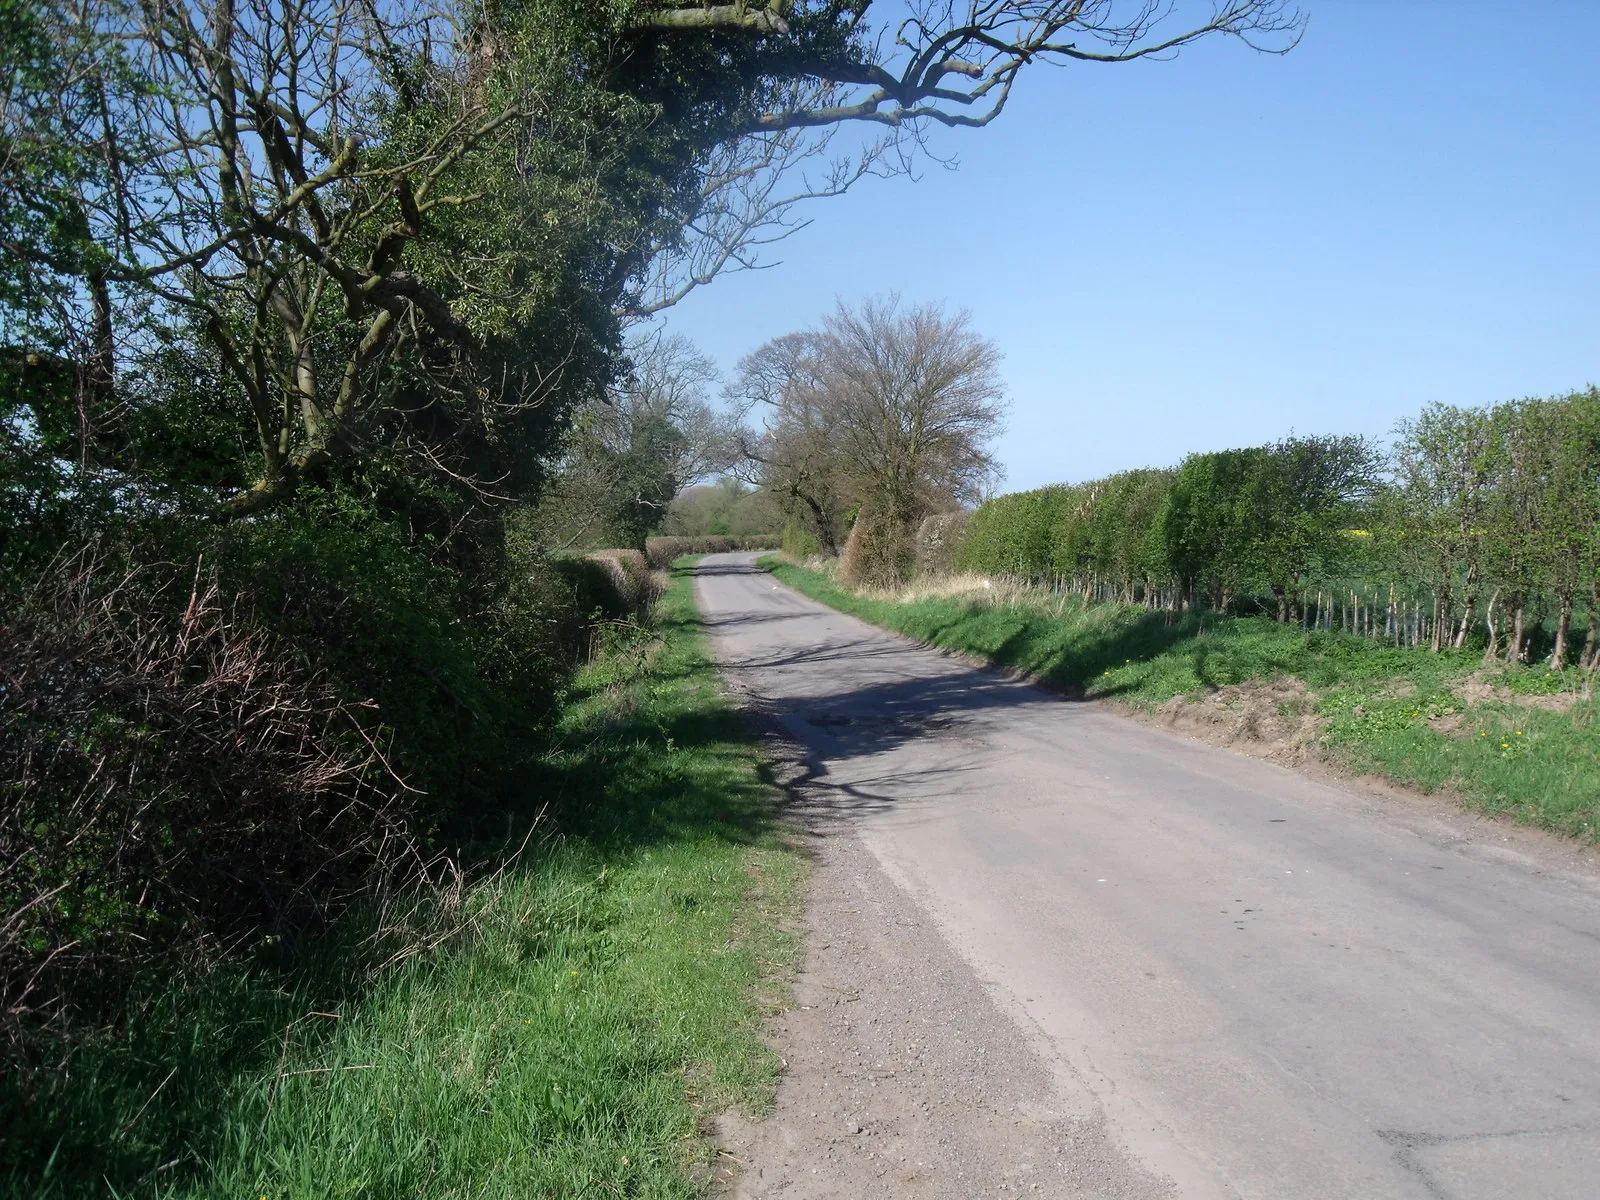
[2,524,657,1078]
[643,534,779,569]
[941,388,1600,666]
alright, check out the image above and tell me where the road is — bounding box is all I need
[696,553,1600,1199]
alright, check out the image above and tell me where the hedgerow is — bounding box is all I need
[950,390,1600,666]
[642,534,779,569]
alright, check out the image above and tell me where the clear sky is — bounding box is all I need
[654,0,1599,493]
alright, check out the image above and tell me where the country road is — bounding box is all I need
[694,553,1600,1200]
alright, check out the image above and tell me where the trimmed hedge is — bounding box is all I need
[956,486,1080,582]
[642,535,778,569]
[584,549,660,613]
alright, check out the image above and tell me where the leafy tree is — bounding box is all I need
[1480,399,1551,662]
[666,477,781,536]
[1484,390,1600,666]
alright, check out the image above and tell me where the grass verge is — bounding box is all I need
[10,560,802,1199]
[762,556,1600,839]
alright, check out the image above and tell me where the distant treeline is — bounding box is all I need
[945,388,1600,669]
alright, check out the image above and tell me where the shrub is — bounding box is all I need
[585,549,661,614]
[781,519,823,559]
[913,511,970,577]
[213,497,516,811]
[0,503,643,1082]
[840,505,915,589]
[0,551,419,1066]
[958,486,1078,581]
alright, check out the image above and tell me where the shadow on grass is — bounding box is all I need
[3,560,779,1199]
[760,558,1203,696]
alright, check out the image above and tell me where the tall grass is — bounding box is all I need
[7,563,802,1198]
[764,556,1600,839]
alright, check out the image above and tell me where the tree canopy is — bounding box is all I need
[734,296,1006,580]
[1,0,1301,526]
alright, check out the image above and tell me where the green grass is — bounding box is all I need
[763,556,1600,839]
[8,561,803,1199]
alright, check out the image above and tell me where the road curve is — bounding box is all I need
[696,553,1600,1199]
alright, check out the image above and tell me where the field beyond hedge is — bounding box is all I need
[762,557,1600,840]
[8,562,802,1199]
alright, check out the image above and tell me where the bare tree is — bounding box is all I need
[611,332,739,492]
[734,297,1006,574]
[638,1,1303,131]
[823,295,1005,527]
[620,80,900,320]
[730,330,857,554]
[536,333,738,548]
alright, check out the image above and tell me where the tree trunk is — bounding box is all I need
[792,489,837,555]
[1553,589,1574,669]
[1453,563,1479,650]
[1483,588,1501,664]
[75,268,119,465]
[1582,582,1599,670]
[1507,599,1526,664]
[1432,572,1452,651]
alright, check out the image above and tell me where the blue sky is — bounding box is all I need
[657,1,1599,493]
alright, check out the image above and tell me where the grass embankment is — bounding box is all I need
[14,562,801,1199]
[763,556,1600,839]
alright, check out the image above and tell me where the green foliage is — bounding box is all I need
[206,493,602,814]
[765,557,1600,840]
[583,549,660,614]
[0,484,670,1092]
[667,479,781,538]
[781,518,823,559]
[0,0,766,516]
[1064,469,1174,591]
[533,404,699,553]
[1161,447,1270,602]
[1,545,422,1079]
[3,565,803,1198]
[957,486,1077,580]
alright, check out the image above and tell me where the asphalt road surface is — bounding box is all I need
[695,553,1600,1199]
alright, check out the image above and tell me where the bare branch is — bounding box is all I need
[645,1,1304,135]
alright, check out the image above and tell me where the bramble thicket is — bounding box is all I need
[946,390,1600,670]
